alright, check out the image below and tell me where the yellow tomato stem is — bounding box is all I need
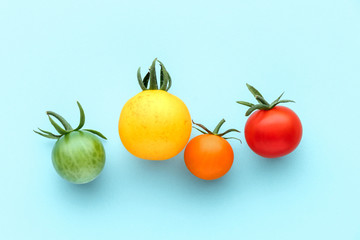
[149,58,158,90]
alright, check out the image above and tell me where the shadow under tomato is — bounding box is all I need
[254,148,301,166]
[248,148,304,186]
[56,173,104,190]
[130,150,233,190]
[52,171,112,207]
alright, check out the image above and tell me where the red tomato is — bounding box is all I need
[245,106,302,158]
[237,84,303,158]
[184,134,234,180]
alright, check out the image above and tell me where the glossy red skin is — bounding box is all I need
[245,106,302,158]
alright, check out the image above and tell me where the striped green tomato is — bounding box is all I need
[35,102,107,184]
[52,131,105,184]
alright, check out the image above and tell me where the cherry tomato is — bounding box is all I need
[237,84,302,158]
[119,59,191,160]
[184,119,240,180]
[185,135,233,180]
[35,102,107,184]
[51,130,106,184]
[245,106,302,158]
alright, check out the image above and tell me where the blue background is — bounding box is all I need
[1,0,360,239]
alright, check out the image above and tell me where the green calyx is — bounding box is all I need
[237,83,295,116]
[34,102,107,140]
[192,119,242,142]
[137,58,172,91]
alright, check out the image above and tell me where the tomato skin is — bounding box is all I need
[184,134,234,180]
[51,131,106,184]
[119,90,192,160]
[245,106,302,158]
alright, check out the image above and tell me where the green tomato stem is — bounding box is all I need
[46,111,73,131]
[34,102,106,141]
[213,119,225,135]
[192,119,241,142]
[237,83,295,117]
[136,58,172,92]
[149,58,158,90]
[74,101,85,131]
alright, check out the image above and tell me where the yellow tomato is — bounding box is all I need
[118,59,192,160]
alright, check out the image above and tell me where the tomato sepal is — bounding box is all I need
[269,99,295,109]
[236,101,254,107]
[33,129,60,139]
[47,115,68,135]
[217,128,241,137]
[223,137,242,142]
[136,58,172,91]
[46,111,73,131]
[35,102,107,184]
[34,102,107,140]
[237,83,295,116]
[83,129,107,140]
[192,119,241,143]
[74,101,85,131]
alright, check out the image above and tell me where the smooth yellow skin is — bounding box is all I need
[118,90,192,160]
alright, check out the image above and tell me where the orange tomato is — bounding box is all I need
[184,134,234,180]
[184,119,240,180]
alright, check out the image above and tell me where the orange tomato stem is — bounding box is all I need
[192,119,241,142]
[213,119,225,134]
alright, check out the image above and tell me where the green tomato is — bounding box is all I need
[34,102,107,184]
[52,131,105,184]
